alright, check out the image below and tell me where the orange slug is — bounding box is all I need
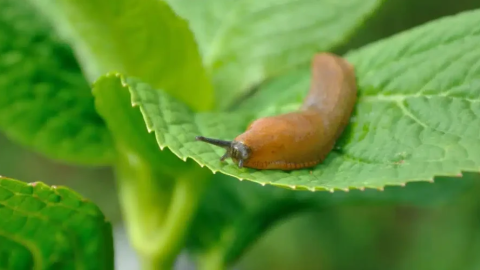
[196,52,357,170]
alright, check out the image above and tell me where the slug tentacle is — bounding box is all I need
[195,136,251,167]
[195,52,357,171]
[195,136,231,148]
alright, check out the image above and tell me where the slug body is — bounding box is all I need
[196,53,357,170]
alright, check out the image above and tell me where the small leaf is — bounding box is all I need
[166,0,384,108]
[101,9,480,190]
[30,0,214,111]
[0,177,114,270]
[0,0,114,165]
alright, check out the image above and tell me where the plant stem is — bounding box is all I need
[116,148,210,270]
[197,248,226,270]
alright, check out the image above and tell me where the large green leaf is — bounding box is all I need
[30,0,214,112]
[91,73,476,269]
[0,177,114,270]
[0,0,114,165]
[166,0,384,108]
[97,9,480,190]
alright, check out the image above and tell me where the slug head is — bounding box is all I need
[195,136,251,168]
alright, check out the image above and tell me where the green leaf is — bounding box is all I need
[166,0,384,109]
[91,74,476,270]
[0,0,114,165]
[0,176,114,270]
[30,0,214,112]
[105,9,480,190]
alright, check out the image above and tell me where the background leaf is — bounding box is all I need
[0,0,114,165]
[0,177,114,270]
[166,0,384,109]
[186,173,477,269]
[31,0,214,111]
[186,175,319,269]
[112,9,480,190]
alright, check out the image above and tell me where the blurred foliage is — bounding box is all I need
[0,0,480,270]
[0,0,114,165]
[165,0,383,109]
[0,177,114,269]
[238,175,480,270]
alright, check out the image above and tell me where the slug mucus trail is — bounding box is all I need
[196,52,357,170]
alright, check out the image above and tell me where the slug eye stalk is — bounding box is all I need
[195,136,250,168]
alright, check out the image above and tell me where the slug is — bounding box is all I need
[196,52,357,170]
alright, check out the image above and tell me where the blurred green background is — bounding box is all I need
[2,0,480,269]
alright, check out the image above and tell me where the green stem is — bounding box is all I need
[150,175,207,269]
[139,254,165,270]
[116,148,210,270]
[197,248,226,270]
